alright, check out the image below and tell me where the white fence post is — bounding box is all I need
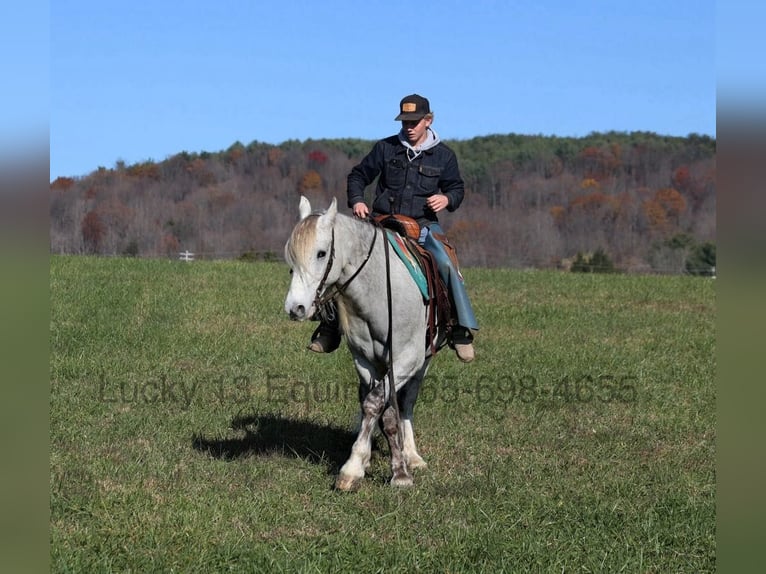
[179,250,195,262]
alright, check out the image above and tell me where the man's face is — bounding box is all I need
[401,116,432,146]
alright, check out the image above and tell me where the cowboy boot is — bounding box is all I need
[451,326,475,363]
[308,316,341,353]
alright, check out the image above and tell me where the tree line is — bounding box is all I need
[50,131,716,273]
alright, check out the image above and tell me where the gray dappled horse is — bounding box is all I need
[284,196,444,490]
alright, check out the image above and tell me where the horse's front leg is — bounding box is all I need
[335,379,386,492]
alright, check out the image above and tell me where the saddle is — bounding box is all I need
[373,214,458,353]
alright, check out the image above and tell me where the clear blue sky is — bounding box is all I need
[41,1,725,179]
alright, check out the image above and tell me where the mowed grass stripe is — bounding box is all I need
[50,256,715,572]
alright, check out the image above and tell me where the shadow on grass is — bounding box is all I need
[192,413,362,474]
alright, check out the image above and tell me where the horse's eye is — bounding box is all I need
[289,268,293,275]
[317,250,327,259]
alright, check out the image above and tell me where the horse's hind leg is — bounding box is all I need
[401,419,427,469]
[380,404,413,487]
[398,367,429,469]
[335,379,386,492]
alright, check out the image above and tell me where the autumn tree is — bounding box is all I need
[50,176,76,191]
[299,170,323,194]
[81,210,105,253]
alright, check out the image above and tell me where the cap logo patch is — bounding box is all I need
[402,103,417,112]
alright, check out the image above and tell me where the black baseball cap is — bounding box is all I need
[394,94,430,121]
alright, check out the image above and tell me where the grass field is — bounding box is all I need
[50,256,715,572]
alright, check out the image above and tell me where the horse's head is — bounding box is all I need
[284,196,339,321]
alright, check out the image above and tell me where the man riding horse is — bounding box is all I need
[309,94,478,362]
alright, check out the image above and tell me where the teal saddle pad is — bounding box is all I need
[385,230,429,301]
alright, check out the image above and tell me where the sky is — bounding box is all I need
[5,0,738,181]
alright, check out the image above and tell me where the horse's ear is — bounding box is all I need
[299,195,312,220]
[326,197,337,218]
[316,197,337,233]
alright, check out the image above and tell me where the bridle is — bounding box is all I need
[313,223,378,311]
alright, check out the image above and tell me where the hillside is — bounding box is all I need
[50,131,715,272]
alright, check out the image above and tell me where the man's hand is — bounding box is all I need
[426,194,449,213]
[352,202,370,219]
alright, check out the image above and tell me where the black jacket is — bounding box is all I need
[347,135,465,226]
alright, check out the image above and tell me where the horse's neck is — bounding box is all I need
[332,215,388,341]
[333,215,381,284]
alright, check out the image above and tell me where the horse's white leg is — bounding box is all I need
[350,410,372,470]
[398,365,429,469]
[401,418,427,469]
[336,379,386,491]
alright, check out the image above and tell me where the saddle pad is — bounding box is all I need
[386,231,429,301]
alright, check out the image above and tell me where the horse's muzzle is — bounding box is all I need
[288,304,307,321]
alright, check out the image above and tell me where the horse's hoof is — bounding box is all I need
[390,474,414,488]
[334,474,362,492]
[407,455,428,470]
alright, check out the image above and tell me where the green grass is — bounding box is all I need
[50,256,716,572]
